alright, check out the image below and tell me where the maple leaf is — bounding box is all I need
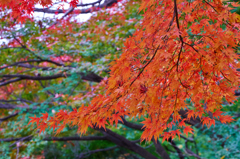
[141,128,152,141]
[171,129,181,140]
[183,126,194,137]
[209,119,215,127]
[141,118,152,129]
[41,113,48,121]
[38,122,47,134]
[111,114,123,127]
[219,115,235,124]
[202,117,216,128]
[56,124,66,135]
[162,132,171,143]
[187,110,195,119]
[28,115,41,126]
[212,109,223,118]
[179,119,186,127]
[97,118,108,130]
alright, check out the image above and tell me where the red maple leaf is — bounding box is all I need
[28,115,41,126]
[171,129,181,139]
[179,119,186,127]
[183,126,194,137]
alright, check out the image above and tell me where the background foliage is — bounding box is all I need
[0,0,240,158]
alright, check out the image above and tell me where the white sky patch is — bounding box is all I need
[33,0,103,22]
[0,0,126,45]
[0,0,98,45]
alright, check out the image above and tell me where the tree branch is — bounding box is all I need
[178,110,202,128]
[0,112,19,122]
[0,60,65,71]
[152,139,170,159]
[95,127,158,159]
[34,0,117,14]
[78,145,119,159]
[0,103,37,109]
[168,139,185,159]
[120,117,143,130]
[0,72,103,87]
[185,148,201,159]
[0,135,108,143]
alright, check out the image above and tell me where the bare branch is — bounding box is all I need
[0,112,19,122]
[12,35,43,60]
[48,6,75,28]
[185,148,202,159]
[0,135,108,143]
[120,117,143,130]
[76,0,102,7]
[0,60,65,71]
[0,103,37,109]
[168,139,185,159]
[152,139,170,159]
[44,136,108,141]
[0,78,22,87]
[1,74,67,81]
[0,47,23,51]
[0,72,103,87]
[34,0,117,14]
[95,127,158,159]
[78,145,119,159]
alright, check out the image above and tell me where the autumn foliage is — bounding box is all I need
[2,0,240,142]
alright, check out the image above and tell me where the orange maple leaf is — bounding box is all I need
[28,115,40,126]
[183,126,194,137]
[219,115,235,124]
[111,114,123,127]
[179,119,186,127]
[171,129,181,140]
[212,109,223,118]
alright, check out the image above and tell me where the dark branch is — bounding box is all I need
[0,72,103,87]
[12,63,53,70]
[235,90,240,96]
[178,110,202,128]
[12,35,42,60]
[44,135,108,141]
[34,0,117,14]
[185,148,201,159]
[120,118,171,158]
[1,135,108,143]
[78,145,119,158]
[0,103,35,109]
[0,112,19,122]
[120,117,143,130]
[1,74,67,81]
[76,0,102,7]
[152,139,170,159]
[0,47,23,51]
[95,127,158,159]
[0,78,22,87]
[168,139,185,159]
[0,60,64,71]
